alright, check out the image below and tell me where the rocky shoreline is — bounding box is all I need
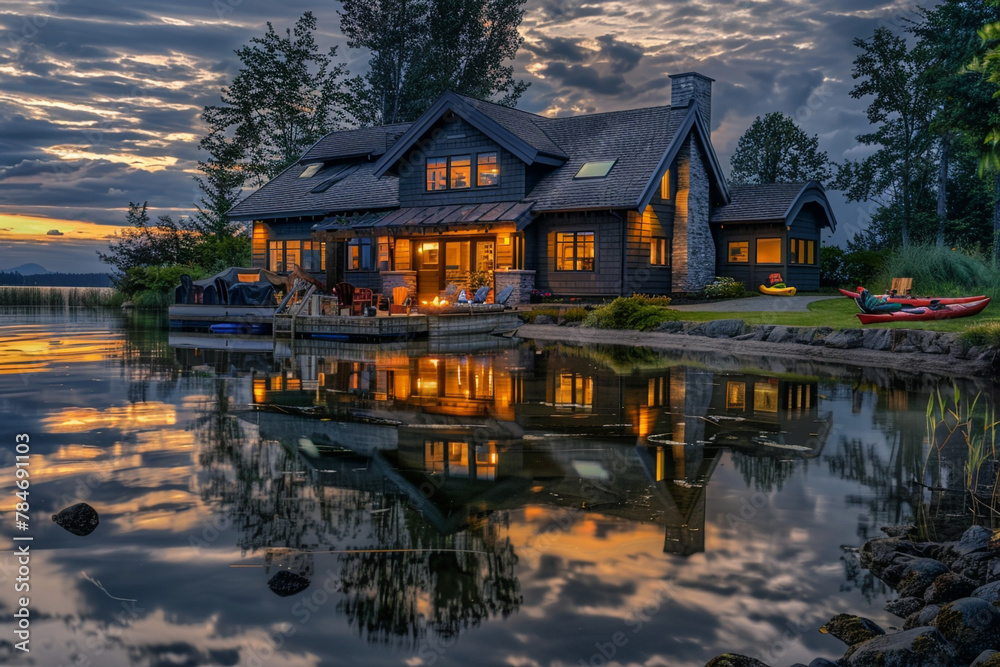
[515,320,1000,379]
[705,525,1000,667]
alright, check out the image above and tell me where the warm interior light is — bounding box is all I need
[432,296,440,305]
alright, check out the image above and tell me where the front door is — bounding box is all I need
[415,240,441,303]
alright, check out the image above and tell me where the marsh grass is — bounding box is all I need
[873,245,1000,300]
[924,386,1000,523]
[0,286,119,308]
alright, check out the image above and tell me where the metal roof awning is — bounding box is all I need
[374,201,535,231]
[312,211,387,232]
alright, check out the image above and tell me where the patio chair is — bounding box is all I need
[890,277,913,297]
[495,284,515,307]
[440,284,458,300]
[455,289,469,304]
[352,288,374,316]
[390,286,411,315]
[333,282,354,316]
[471,286,491,304]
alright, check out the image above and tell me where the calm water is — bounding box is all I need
[0,311,994,667]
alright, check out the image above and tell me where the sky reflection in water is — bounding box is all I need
[0,313,987,667]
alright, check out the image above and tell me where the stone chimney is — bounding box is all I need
[669,72,714,130]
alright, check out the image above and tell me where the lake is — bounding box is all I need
[0,311,994,666]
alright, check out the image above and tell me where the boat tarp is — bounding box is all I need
[192,267,286,289]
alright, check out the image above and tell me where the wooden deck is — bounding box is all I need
[169,303,521,342]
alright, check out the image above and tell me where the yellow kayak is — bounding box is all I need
[759,284,797,296]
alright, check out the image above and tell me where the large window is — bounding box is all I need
[789,238,816,265]
[426,155,474,191]
[727,241,749,263]
[660,169,673,200]
[650,237,671,266]
[555,231,595,271]
[756,238,782,264]
[478,152,499,186]
[348,238,373,271]
[268,240,325,273]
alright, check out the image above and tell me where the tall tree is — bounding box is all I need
[833,28,937,248]
[200,12,350,188]
[913,0,1000,250]
[340,0,529,125]
[728,112,831,185]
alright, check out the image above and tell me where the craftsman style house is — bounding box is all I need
[228,73,837,304]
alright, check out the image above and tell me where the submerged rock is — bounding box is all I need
[267,571,311,597]
[51,503,99,536]
[844,626,958,667]
[895,558,952,598]
[820,613,885,647]
[933,597,1000,663]
[704,654,770,667]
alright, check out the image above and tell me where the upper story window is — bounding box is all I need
[574,160,617,179]
[650,237,670,266]
[660,169,674,200]
[426,156,474,191]
[478,152,499,186]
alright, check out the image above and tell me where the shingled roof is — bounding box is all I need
[710,182,836,230]
[452,94,567,159]
[228,159,398,221]
[526,106,684,210]
[300,122,412,163]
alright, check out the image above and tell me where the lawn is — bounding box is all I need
[672,296,1000,333]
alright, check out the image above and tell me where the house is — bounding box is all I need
[228,73,837,304]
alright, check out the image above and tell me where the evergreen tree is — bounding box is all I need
[729,112,831,185]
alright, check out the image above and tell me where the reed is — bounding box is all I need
[0,286,118,308]
[923,386,1000,523]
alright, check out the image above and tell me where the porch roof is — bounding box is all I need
[373,201,534,231]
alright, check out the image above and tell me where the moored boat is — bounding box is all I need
[839,287,987,307]
[855,297,990,324]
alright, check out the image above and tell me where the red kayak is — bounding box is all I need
[856,297,991,325]
[840,287,988,307]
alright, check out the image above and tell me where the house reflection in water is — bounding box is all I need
[240,341,832,557]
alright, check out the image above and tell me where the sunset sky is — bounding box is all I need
[0,0,915,273]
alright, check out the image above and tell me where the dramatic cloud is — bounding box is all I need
[0,0,928,269]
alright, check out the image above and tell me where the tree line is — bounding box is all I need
[730,1,1000,263]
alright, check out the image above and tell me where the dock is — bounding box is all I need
[168,303,522,342]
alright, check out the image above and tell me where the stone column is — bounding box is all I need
[494,269,535,306]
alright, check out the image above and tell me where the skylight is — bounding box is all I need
[299,163,323,178]
[574,160,617,179]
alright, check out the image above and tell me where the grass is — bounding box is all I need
[0,286,119,308]
[673,296,1000,333]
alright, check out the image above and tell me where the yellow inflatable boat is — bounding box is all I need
[759,284,797,296]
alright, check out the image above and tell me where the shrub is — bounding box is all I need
[842,249,886,289]
[120,264,206,310]
[560,307,589,323]
[700,277,750,300]
[521,308,559,324]
[820,244,847,286]
[961,322,1000,348]
[583,295,678,331]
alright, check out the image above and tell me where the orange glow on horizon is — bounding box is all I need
[0,213,123,241]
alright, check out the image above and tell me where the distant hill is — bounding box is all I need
[3,263,52,275]
[0,271,112,287]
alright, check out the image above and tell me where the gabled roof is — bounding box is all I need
[373,91,567,177]
[710,181,837,231]
[228,159,398,221]
[300,122,412,163]
[526,103,730,211]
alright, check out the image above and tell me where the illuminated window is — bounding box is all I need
[419,241,439,266]
[753,381,779,413]
[425,440,445,474]
[789,238,816,265]
[450,155,471,189]
[348,238,372,270]
[302,241,326,272]
[448,441,470,477]
[728,241,749,263]
[268,240,281,272]
[574,160,617,179]
[284,240,301,271]
[426,158,447,191]
[651,237,670,266]
[756,238,782,264]
[726,382,746,410]
[555,231,595,271]
[478,152,499,186]
[660,169,672,200]
[299,163,322,178]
